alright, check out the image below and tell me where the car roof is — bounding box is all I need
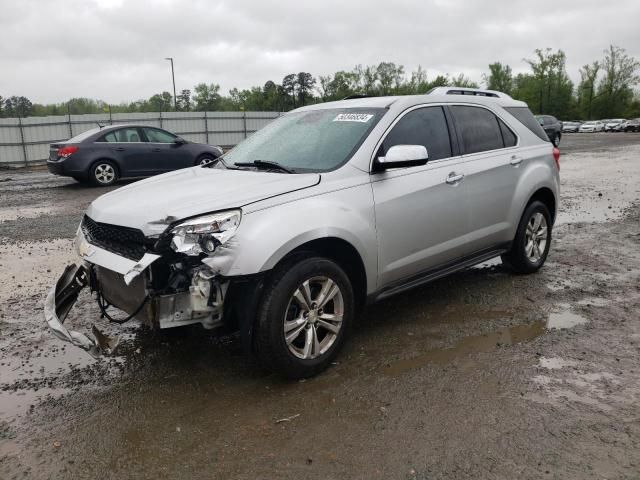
[294,90,527,113]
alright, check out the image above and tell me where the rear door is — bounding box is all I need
[141,127,193,172]
[449,104,521,254]
[371,105,471,288]
[97,127,151,176]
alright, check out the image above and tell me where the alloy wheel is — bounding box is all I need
[525,212,548,262]
[94,164,115,184]
[283,276,344,360]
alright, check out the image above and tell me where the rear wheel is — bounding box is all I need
[502,201,552,274]
[90,161,118,186]
[254,257,354,379]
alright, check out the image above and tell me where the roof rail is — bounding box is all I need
[428,87,512,99]
[342,94,373,100]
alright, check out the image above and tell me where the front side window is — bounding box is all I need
[99,128,143,143]
[450,105,504,154]
[379,106,452,161]
[144,128,176,143]
[221,108,384,173]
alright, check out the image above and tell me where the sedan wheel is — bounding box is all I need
[197,155,216,167]
[91,162,118,186]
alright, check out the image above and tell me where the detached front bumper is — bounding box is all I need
[45,264,119,358]
[44,226,227,357]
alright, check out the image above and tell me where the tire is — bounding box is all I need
[254,256,354,379]
[90,160,119,187]
[195,154,217,167]
[501,200,552,274]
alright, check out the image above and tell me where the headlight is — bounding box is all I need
[170,209,241,256]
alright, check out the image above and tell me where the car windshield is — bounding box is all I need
[220,108,384,173]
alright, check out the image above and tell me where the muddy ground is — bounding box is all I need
[1,133,640,479]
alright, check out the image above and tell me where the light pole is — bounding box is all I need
[165,57,177,111]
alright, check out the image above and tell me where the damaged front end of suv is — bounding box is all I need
[45,209,251,358]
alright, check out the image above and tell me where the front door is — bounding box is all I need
[142,127,193,172]
[371,105,470,289]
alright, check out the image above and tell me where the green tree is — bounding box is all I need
[483,62,514,94]
[176,89,191,111]
[376,62,404,95]
[193,83,222,111]
[148,91,173,112]
[593,45,640,118]
[577,62,600,119]
[281,74,297,109]
[296,72,316,106]
[449,73,479,88]
[4,96,33,117]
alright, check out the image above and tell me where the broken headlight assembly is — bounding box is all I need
[170,209,241,256]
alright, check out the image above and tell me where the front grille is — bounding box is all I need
[82,215,148,261]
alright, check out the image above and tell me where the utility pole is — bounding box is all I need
[165,57,177,111]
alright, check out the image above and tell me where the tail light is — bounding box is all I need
[58,145,79,158]
[552,147,560,171]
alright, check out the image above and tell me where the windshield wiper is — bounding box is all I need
[234,160,295,174]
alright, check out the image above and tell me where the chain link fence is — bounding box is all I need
[0,111,281,166]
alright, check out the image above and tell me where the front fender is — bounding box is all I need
[201,183,379,294]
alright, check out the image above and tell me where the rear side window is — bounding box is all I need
[99,128,144,143]
[450,105,504,154]
[380,106,452,161]
[505,107,549,142]
[498,118,517,147]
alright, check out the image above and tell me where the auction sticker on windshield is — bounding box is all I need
[333,113,374,123]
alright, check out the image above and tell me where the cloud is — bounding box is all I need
[1,0,639,103]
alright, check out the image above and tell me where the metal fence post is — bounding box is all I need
[18,116,28,166]
[205,112,209,144]
[108,105,113,125]
[159,111,163,128]
[243,110,247,139]
[66,103,73,138]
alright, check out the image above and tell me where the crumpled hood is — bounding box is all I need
[86,167,320,235]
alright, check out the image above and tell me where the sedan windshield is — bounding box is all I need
[221,108,384,172]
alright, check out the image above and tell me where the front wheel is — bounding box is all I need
[195,154,217,167]
[254,257,354,379]
[502,201,552,274]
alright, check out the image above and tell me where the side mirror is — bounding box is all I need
[375,145,429,171]
[174,137,187,145]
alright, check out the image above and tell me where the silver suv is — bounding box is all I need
[45,87,560,378]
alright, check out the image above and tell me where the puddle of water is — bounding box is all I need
[385,307,588,376]
[0,387,68,422]
[539,356,578,370]
[577,297,610,307]
[0,238,75,302]
[0,205,66,222]
[384,321,547,376]
[547,310,587,329]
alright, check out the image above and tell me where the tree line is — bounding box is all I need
[1,45,638,121]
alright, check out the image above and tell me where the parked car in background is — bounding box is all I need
[579,121,605,133]
[47,124,223,186]
[46,87,560,378]
[619,118,640,132]
[604,119,626,132]
[562,121,582,133]
[535,115,562,146]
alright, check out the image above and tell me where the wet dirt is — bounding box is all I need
[1,133,640,479]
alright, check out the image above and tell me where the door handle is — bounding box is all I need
[152,148,161,152]
[510,155,523,166]
[446,172,464,185]
[115,147,125,152]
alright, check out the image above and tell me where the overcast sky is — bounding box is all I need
[1,0,639,104]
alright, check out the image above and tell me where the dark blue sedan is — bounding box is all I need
[47,124,223,186]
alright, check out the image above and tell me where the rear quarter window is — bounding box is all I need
[450,105,504,154]
[505,107,549,142]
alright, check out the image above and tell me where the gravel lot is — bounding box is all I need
[1,133,640,479]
